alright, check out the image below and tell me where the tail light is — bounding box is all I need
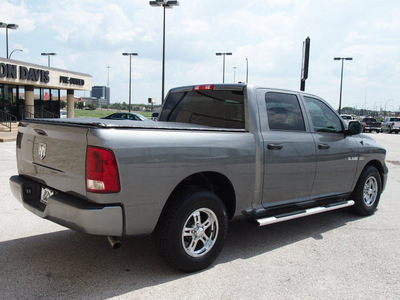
[86,146,120,193]
[194,84,214,91]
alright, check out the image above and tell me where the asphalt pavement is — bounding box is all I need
[0,133,399,299]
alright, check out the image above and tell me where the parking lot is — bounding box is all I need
[0,133,399,299]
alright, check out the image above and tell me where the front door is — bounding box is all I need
[303,96,359,198]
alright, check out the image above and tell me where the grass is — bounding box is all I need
[73,109,153,118]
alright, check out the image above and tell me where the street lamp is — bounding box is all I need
[122,53,138,112]
[0,22,19,58]
[334,57,353,114]
[216,52,232,83]
[106,66,111,108]
[385,100,394,117]
[149,0,179,103]
[246,58,249,83]
[9,48,23,58]
[106,66,111,88]
[41,52,57,67]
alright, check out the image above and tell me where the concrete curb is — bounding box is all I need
[0,132,17,143]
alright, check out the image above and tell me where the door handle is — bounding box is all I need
[318,144,330,150]
[267,144,283,150]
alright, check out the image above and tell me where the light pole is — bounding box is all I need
[334,57,352,114]
[233,66,237,83]
[106,66,111,108]
[9,48,23,58]
[216,52,232,83]
[149,0,179,103]
[385,100,393,117]
[106,66,110,88]
[122,53,138,112]
[0,22,19,58]
[246,58,249,83]
[41,52,57,67]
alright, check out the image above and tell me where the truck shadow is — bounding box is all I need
[0,209,362,299]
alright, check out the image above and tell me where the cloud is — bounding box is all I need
[1,0,399,110]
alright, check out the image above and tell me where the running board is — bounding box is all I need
[255,200,355,227]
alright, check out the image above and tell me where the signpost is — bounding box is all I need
[300,37,310,91]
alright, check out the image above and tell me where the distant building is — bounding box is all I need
[91,86,110,105]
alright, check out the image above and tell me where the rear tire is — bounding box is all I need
[352,166,382,216]
[155,188,228,272]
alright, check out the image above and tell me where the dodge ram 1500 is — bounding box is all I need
[10,84,388,272]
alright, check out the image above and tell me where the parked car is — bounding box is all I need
[360,117,381,133]
[381,117,400,134]
[60,110,67,118]
[340,114,354,125]
[101,112,148,121]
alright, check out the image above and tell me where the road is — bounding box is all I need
[0,133,399,299]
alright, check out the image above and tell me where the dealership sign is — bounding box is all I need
[0,62,87,87]
[0,63,50,83]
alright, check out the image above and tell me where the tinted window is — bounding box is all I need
[304,96,343,133]
[265,92,305,131]
[159,90,245,129]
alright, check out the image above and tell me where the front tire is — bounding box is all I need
[155,188,228,272]
[352,166,382,216]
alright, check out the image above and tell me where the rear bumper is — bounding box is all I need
[9,175,123,236]
[364,126,381,130]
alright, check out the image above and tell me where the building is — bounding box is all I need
[0,57,92,120]
[91,86,110,106]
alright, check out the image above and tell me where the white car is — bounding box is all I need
[340,114,354,125]
[60,110,67,118]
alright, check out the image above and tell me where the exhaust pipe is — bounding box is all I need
[107,236,121,249]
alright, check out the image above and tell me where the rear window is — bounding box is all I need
[159,90,245,129]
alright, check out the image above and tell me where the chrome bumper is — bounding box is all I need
[9,175,123,236]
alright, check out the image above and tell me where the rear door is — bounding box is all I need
[259,90,316,207]
[303,96,359,198]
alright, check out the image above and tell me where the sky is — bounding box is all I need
[0,0,399,111]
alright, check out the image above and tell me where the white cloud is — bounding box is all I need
[0,0,399,110]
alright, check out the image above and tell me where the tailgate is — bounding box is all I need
[17,121,89,198]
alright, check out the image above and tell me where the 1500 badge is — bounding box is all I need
[348,156,364,161]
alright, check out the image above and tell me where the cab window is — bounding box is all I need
[265,92,305,131]
[304,96,343,133]
[159,90,245,129]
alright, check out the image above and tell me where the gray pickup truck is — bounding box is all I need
[10,84,388,272]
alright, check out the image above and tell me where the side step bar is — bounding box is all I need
[255,200,355,227]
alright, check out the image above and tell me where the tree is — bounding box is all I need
[87,103,97,110]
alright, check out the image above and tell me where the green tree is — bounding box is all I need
[87,103,97,110]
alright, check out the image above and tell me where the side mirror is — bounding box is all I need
[346,121,363,136]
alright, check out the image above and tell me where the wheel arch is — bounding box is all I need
[359,159,385,187]
[163,172,236,220]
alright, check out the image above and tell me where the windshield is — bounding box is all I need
[159,89,245,129]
